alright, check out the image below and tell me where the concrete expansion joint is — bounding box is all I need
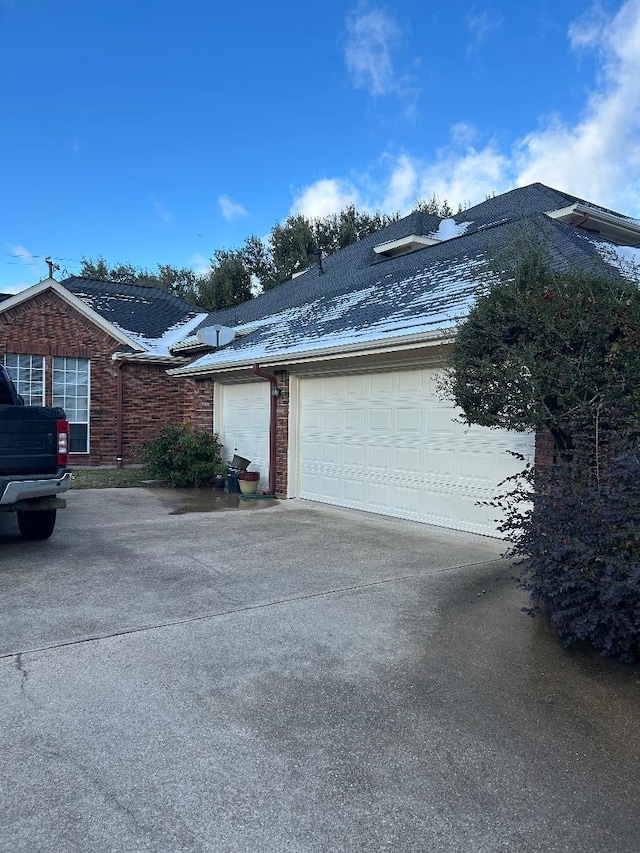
[0,557,500,662]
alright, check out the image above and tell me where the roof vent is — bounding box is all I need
[373,234,439,258]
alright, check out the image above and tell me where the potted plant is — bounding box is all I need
[238,470,260,495]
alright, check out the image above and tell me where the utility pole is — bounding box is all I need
[45,257,60,279]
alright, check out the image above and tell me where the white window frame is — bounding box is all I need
[3,353,46,406]
[52,357,91,454]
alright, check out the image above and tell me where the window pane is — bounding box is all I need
[51,357,90,453]
[3,354,45,406]
[69,423,88,453]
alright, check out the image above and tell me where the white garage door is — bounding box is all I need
[298,369,534,536]
[217,382,270,489]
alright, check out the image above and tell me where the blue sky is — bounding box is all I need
[2,0,640,293]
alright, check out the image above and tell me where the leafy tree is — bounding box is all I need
[79,256,201,303]
[445,233,640,456]
[267,215,318,288]
[240,235,275,290]
[445,232,640,660]
[313,205,400,253]
[413,194,456,216]
[197,249,252,311]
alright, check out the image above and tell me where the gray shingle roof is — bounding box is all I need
[61,277,206,351]
[181,183,639,373]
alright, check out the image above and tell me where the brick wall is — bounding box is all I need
[535,431,556,465]
[274,370,290,497]
[0,289,211,466]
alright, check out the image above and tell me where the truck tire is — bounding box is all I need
[17,509,57,541]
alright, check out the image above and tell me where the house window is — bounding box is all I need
[3,354,45,406]
[52,357,90,453]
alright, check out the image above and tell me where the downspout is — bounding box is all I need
[116,359,125,468]
[252,363,278,495]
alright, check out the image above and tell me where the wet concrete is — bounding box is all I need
[142,484,279,514]
[2,490,639,852]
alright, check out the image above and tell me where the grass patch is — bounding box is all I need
[71,466,152,489]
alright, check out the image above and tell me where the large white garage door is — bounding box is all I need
[298,369,534,536]
[217,382,270,489]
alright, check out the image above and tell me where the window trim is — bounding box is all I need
[3,353,46,407]
[52,356,91,454]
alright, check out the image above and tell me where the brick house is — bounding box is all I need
[171,183,640,536]
[0,277,214,466]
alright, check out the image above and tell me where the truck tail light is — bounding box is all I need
[57,419,70,466]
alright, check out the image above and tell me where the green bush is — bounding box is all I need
[140,423,226,488]
[496,421,640,662]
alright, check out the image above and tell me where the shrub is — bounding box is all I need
[499,426,640,662]
[140,423,226,488]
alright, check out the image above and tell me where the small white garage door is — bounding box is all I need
[298,369,534,536]
[217,382,270,489]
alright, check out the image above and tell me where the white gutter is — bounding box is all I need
[546,204,640,240]
[167,327,454,377]
[112,352,191,365]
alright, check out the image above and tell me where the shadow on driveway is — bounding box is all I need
[1,488,639,852]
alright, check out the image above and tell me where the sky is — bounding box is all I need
[2,0,640,294]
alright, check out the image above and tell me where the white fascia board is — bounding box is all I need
[112,352,190,365]
[167,327,454,378]
[0,280,146,351]
[546,204,640,241]
[545,204,579,221]
[373,234,439,255]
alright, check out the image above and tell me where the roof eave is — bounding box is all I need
[111,352,191,365]
[167,327,455,378]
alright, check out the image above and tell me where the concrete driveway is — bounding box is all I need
[1,488,639,853]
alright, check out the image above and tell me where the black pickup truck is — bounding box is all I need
[0,364,72,540]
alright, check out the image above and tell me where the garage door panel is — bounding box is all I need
[370,373,393,394]
[345,409,367,430]
[220,382,270,489]
[369,409,392,430]
[396,447,420,471]
[322,443,342,464]
[427,408,458,434]
[298,370,533,537]
[345,375,367,396]
[396,407,422,432]
[368,446,392,470]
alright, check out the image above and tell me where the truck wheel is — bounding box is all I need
[17,509,57,541]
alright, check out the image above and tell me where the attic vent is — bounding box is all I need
[546,204,640,246]
[373,234,440,258]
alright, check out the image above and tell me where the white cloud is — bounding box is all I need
[466,9,503,54]
[290,143,510,219]
[344,5,418,109]
[218,194,249,221]
[568,3,609,49]
[11,244,40,267]
[514,0,640,213]
[152,199,174,224]
[291,178,360,219]
[294,1,640,219]
[190,253,210,275]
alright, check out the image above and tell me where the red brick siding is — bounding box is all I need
[274,370,290,497]
[535,431,556,465]
[0,290,209,466]
[119,361,195,463]
[184,376,215,434]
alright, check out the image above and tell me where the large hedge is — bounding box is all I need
[496,422,640,661]
[446,235,640,661]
